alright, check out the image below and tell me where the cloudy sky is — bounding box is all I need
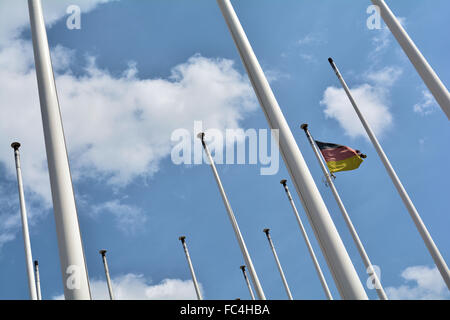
[0,0,449,300]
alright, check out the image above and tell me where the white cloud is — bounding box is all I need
[0,182,48,249]
[321,84,393,139]
[386,265,450,300]
[264,68,290,82]
[0,0,116,45]
[299,53,317,64]
[91,200,147,234]
[418,137,427,152]
[320,65,403,139]
[371,26,391,54]
[371,17,406,54]
[322,15,410,140]
[53,274,200,300]
[0,0,257,247]
[297,33,326,47]
[295,33,325,64]
[0,50,256,201]
[51,45,76,72]
[365,66,403,87]
[58,54,256,186]
[0,197,20,249]
[0,214,19,249]
[414,89,438,115]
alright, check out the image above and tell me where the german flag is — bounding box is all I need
[315,141,367,173]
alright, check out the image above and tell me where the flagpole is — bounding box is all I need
[328,58,450,289]
[240,265,255,300]
[300,124,388,300]
[217,0,367,300]
[99,250,115,300]
[263,229,293,300]
[28,0,91,299]
[178,236,203,300]
[11,142,37,300]
[198,132,266,300]
[280,180,333,300]
[371,0,450,120]
[34,260,42,300]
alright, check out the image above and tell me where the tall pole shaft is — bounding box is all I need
[99,250,115,300]
[179,237,203,300]
[11,143,37,300]
[240,266,255,300]
[371,0,450,120]
[280,180,333,300]
[28,0,91,300]
[328,58,450,289]
[198,133,266,300]
[34,260,42,300]
[217,0,367,300]
[301,124,388,300]
[263,229,293,300]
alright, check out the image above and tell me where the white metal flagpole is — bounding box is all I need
[300,124,388,300]
[216,0,367,300]
[11,142,37,300]
[198,133,266,300]
[34,260,42,300]
[99,250,115,300]
[240,265,255,300]
[179,236,203,300]
[328,57,450,289]
[263,229,293,300]
[28,0,91,300]
[371,0,450,120]
[280,179,333,300]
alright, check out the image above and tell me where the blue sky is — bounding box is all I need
[0,0,449,300]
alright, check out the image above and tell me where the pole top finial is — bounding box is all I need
[99,249,107,255]
[300,123,308,131]
[11,142,21,150]
[263,228,270,235]
[196,132,205,141]
[179,236,186,242]
[34,260,39,266]
[328,57,338,72]
[240,265,246,271]
[280,179,287,186]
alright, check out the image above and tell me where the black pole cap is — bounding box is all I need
[240,265,246,271]
[11,142,21,150]
[196,132,205,141]
[179,236,186,242]
[263,228,270,235]
[300,123,308,131]
[328,57,338,72]
[99,249,107,255]
[280,179,287,186]
[34,260,39,266]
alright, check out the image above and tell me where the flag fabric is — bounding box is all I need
[315,140,366,173]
